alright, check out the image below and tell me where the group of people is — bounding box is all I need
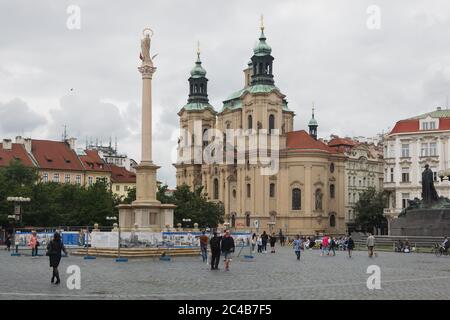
[199,230,236,271]
[250,231,278,254]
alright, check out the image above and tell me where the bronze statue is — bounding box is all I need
[422,164,439,205]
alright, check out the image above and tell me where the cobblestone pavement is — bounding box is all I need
[1,246,449,300]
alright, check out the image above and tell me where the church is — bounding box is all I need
[175,23,347,236]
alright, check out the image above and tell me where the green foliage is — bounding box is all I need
[0,161,116,227]
[353,187,388,232]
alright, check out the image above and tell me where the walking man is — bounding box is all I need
[221,230,235,271]
[293,235,302,260]
[261,231,269,253]
[5,233,11,252]
[199,231,208,263]
[269,232,277,253]
[367,233,375,258]
[347,235,355,258]
[209,232,222,270]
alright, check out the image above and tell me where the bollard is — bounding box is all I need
[83,255,96,260]
[115,257,128,262]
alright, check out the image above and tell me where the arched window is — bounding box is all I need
[245,213,250,227]
[248,115,253,130]
[213,178,219,199]
[269,183,275,198]
[231,214,236,228]
[247,184,251,198]
[200,83,204,93]
[315,189,323,210]
[269,114,275,132]
[330,184,335,199]
[330,214,336,227]
[292,188,301,210]
[202,128,208,147]
[232,189,236,198]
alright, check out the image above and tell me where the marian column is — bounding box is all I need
[134,28,160,205]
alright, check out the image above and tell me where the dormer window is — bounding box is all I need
[422,121,436,130]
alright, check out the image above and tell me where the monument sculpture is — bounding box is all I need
[119,28,175,231]
[390,164,450,236]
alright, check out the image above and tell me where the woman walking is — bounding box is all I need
[251,233,257,252]
[47,232,67,284]
[257,235,263,253]
[269,233,277,253]
[347,235,355,258]
[28,231,39,256]
[5,233,11,252]
[261,231,268,253]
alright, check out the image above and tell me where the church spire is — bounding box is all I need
[251,15,274,86]
[188,42,208,104]
[308,102,318,140]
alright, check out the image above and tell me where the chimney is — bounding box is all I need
[243,61,253,88]
[2,139,12,150]
[15,136,24,144]
[24,138,32,154]
[437,106,442,111]
[66,137,77,150]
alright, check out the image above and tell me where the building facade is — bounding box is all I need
[327,137,384,231]
[175,25,347,236]
[383,108,450,223]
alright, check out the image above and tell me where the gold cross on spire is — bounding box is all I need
[260,14,264,31]
[197,41,200,59]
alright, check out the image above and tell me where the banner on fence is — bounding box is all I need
[14,231,84,248]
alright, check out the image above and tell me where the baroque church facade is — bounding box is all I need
[175,25,346,236]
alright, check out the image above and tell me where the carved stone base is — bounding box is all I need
[119,203,175,232]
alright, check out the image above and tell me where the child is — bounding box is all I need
[293,235,302,260]
[257,235,263,253]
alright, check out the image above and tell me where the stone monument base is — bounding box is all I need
[118,202,175,232]
[390,208,450,236]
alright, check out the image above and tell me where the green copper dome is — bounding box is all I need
[190,56,206,78]
[253,30,272,56]
[308,117,318,126]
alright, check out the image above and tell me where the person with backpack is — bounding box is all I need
[209,232,222,270]
[293,235,303,260]
[199,231,208,263]
[257,235,263,253]
[46,232,67,284]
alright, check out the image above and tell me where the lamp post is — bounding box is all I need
[107,216,126,262]
[182,218,192,229]
[6,197,31,254]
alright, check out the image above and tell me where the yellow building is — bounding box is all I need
[110,164,136,198]
[175,25,347,236]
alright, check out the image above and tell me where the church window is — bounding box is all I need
[248,115,253,130]
[213,178,219,199]
[245,213,250,227]
[247,184,251,198]
[330,184,335,199]
[329,214,336,227]
[270,183,275,198]
[269,114,275,132]
[292,188,301,210]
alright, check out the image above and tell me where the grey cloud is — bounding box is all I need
[0,98,47,135]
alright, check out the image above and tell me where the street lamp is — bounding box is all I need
[6,196,31,254]
[182,218,192,228]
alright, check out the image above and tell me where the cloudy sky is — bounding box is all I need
[1,0,450,187]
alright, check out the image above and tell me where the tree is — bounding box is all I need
[353,187,388,234]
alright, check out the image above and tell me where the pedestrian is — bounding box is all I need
[257,235,263,253]
[329,237,336,256]
[269,232,277,253]
[28,231,39,257]
[347,235,354,258]
[293,235,302,260]
[199,231,208,263]
[5,233,11,252]
[261,231,268,253]
[321,235,329,256]
[209,231,222,270]
[46,232,67,284]
[278,229,284,247]
[367,233,375,258]
[251,233,257,252]
[221,230,235,271]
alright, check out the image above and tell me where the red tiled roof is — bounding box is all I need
[0,143,35,167]
[287,130,338,153]
[328,138,357,147]
[110,164,136,183]
[31,139,83,171]
[79,149,110,172]
[390,120,420,134]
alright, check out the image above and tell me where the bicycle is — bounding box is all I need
[433,243,449,257]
